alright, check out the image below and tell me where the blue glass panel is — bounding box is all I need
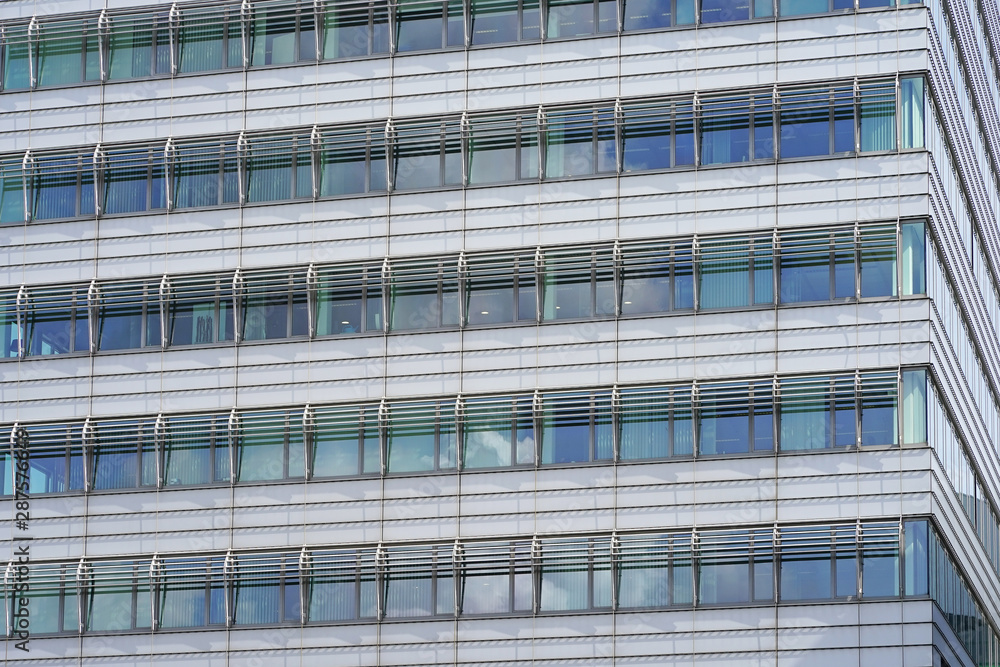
[701,0,751,23]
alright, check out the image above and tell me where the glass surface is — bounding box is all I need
[2,27,31,90]
[860,234,896,298]
[624,0,672,29]
[317,274,365,335]
[387,411,438,472]
[0,164,25,224]
[170,287,234,346]
[699,394,750,455]
[701,102,751,164]
[321,137,369,195]
[780,0,829,15]
[469,131,518,184]
[779,381,830,450]
[33,156,94,220]
[861,386,897,446]
[179,10,238,72]
[98,293,145,351]
[901,77,925,149]
[234,571,281,624]
[862,548,898,597]
[623,109,673,171]
[37,22,98,87]
[251,9,299,66]
[309,556,361,621]
[700,242,750,309]
[547,0,595,37]
[165,417,219,486]
[28,296,86,356]
[701,0,751,23]
[325,3,390,58]
[859,85,896,152]
[174,143,239,209]
[541,395,591,464]
[160,561,210,627]
[780,547,831,600]
[471,0,519,44]
[699,555,749,604]
[619,392,672,460]
[397,0,445,51]
[618,543,671,607]
[780,92,831,158]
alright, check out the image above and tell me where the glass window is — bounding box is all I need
[384,545,454,618]
[389,260,459,331]
[901,368,926,446]
[780,0,852,15]
[465,252,536,325]
[544,108,615,178]
[159,557,227,628]
[396,0,464,52]
[27,288,89,356]
[779,229,854,303]
[30,566,78,634]
[539,537,612,611]
[0,292,21,358]
[173,140,240,209]
[393,121,462,190]
[242,271,308,341]
[620,242,696,315]
[169,277,235,346]
[104,147,166,215]
[23,424,86,494]
[471,0,541,44]
[619,386,694,459]
[31,153,95,221]
[386,401,457,473]
[463,396,535,469]
[623,0,673,30]
[316,264,383,336]
[859,82,896,152]
[461,542,533,614]
[165,414,230,486]
[546,0,616,37]
[900,77,925,150]
[86,562,152,631]
[308,549,378,621]
[323,1,390,59]
[698,529,772,604]
[320,128,386,196]
[108,14,170,80]
[0,159,25,224]
[2,25,31,90]
[234,555,300,625]
[861,526,899,597]
[618,534,693,607]
[701,0,751,24]
[903,520,928,596]
[251,5,315,66]
[699,382,772,455]
[246,136,312,203]
[37,19,100,87]
[699,236,772,309]
[179,5,242,73]
[779,377,831,451]
[98,283,159,351]
[92,419,156,490]
[779,87,854,158]
[859,226,897,298]
[779,526,857,601]
[540,391,613,464]
[622,101,695,171]
[312,406,380,478]
[237,411,304,482]
[542,248,615,320]
[900,221,926,296]
[860,374,897,446]
[468,114,539,184]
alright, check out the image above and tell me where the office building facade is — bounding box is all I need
[1,0,999,664]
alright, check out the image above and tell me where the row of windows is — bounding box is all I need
[920,367,1000,600]
[0,0,921,93]
[0,368,922,495]
[0,520,973,657]
[0,77,926,224]
[0,222,926,359]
